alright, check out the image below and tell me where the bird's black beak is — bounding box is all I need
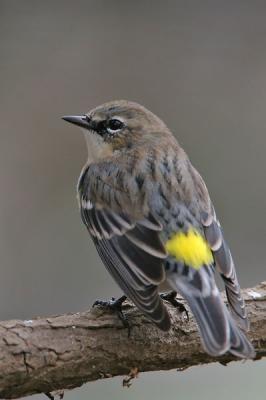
[62,115,91,130]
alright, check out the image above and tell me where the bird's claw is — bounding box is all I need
[160,291,189,320]
[93,295,131,336]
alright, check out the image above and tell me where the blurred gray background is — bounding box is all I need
[0,1,265,399]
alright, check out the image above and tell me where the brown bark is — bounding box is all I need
[0,282,265,399]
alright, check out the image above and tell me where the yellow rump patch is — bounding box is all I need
[165,228,213,270]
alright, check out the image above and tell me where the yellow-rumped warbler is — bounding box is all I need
[62,100,254,358]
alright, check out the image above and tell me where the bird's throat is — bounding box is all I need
[83,130,113,163]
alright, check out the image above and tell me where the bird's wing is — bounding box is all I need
[164,206,252,356]
[188,163,249,330]
[164,161,253,358]
[80,200,171,330]
[201,205,249,330]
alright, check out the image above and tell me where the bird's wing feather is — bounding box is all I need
[81,201,171,330]
[162,162,253,357]
[188,162,249,330]
[201,206,249,330]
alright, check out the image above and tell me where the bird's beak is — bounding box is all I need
[62,115,91,130]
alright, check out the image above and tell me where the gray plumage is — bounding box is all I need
[63,100,255,358]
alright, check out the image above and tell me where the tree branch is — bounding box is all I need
[0,282,265,399]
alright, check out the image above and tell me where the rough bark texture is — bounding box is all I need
[0,282,265,399]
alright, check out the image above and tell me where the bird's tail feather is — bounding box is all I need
[167,276,255,358]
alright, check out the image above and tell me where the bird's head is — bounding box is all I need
[62,100,170,161]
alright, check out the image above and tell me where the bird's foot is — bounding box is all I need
[160,291,189,320]
[93,295,131,336]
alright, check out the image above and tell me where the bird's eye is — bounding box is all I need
[107,119,124,133]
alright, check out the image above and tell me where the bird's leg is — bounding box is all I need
[160,291,189,320]
[93,295,131,336]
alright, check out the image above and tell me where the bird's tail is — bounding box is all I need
[167,274,255,358]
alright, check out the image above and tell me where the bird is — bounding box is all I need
[62,100,255,358]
